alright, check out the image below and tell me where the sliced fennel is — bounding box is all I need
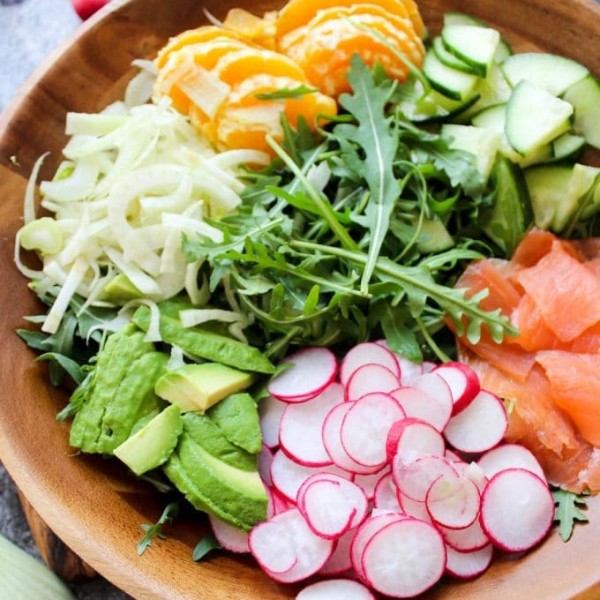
[17,93,270,334]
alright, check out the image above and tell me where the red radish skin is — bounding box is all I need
[397,491,432,523]
[354,468,390,500]
[345,363,401,401]
[208,515,250,553]
[360,518,447,598]
[439,517,490,552]
[259,395,287,449]
[444,390,508,454]
[319,526,357,575]
[445,543,494,579]
[425,472,481,530]
[391,384,452,433]
[268,347,337,402]
[477,443,547,482]
[322,403,386,475]
[279,383,343,467]
[374,339,423,385]
[258,445,274,486]
[296,578,376,600]
[71,0,109,20]
[267,485,293,518]
[432,362,480,415]
[340,342,400,386]
[480,468,554,553]
[340,393,406,468]
[393,454,459,502]
[297,474,369,540]
[386,418,445,464]
[250,509,334,583]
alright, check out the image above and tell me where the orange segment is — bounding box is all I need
[222,8,277,49]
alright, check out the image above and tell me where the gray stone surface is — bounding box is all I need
[0,1,131,597]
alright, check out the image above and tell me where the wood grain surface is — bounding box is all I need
[0,0,599,598]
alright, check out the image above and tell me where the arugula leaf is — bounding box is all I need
[36,352,86,385]
[552,488,589,542]
[137,502,179,556]
[192,532,221,561]
[255,85,317,100]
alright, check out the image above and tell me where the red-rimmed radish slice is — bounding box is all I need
[270,449,350,503]
[373,340,423,386]
[432,362,480,415]
[249,516,298,574]
[268,347,337,402]
[393,455,459,502]
[452,461,489,493]
[425,471,481,530]
[351,513,407,582]
[279,383,343,467]
[250,508,334,583]
[477,443,546,482]
[397,491,432,523]
[422,361,436,374]
[340,393,406,468]
[445,543,494,579]
[208,514,250,553]
[354,467,390,501]
[445,449,463,463]
[386,417,445,464]
[360,518,446,598]
[391,384,452,433]
[322,403,385,475]
[267,485,293,518]
[297,474,369,540]
[320,526,357,575]
[340,342,400,386]
[259,394,286,449]
[259,445,274,486]
[345,364,400,402]
[373,472,403,512]
[439,517,490,552]
[444,390,508,454]
[296,578,375,600]
[480,468,554,552]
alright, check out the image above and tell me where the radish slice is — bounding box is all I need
[351,513,406,582]
[393,454,459,502]
[373,472,403,512]
[397,491,432,523]
[439,518,490,552]
[279,383,344,467]
[267,485,293,518]
[297,474,368,540]
[373,340,423,385]
[322,403,385,475]
[391,384,452,433]
[354,467,390,501]
[270,449,350,503]
[258,445,274,486]
[259,394,286,449]
[268,347,337,402]
[445,544,494,579]
[320,526,357,575]
[432,362,480,415]
[296,578,375,600]
[250,508,333,583]
[425,471,481,530]
[208,515,250,553]
[386,418,445,464]
[360,518,446,597]
[477,444,546,482]
[340,393,406,468]
[340,342,400,386]
[444,390,508,453]
[345,364,400,401]
[480,468,554,552]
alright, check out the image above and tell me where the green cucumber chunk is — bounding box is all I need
[562,74,600,150]
[441,24,500,77]
[502,52,589,96]
[432,36,478,75]
[505,81,573,155]
[551,133,586,162]
[423,51,479,101]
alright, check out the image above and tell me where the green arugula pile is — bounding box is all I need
[183,57,516,363]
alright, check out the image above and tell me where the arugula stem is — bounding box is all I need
[415,316,451,363]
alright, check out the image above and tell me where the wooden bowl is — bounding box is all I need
[0,0,599,598]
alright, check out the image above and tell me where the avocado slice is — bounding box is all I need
[155,363,254,413]
[103,273,144,302]
[113,404,183,476]
[207,393,262,454]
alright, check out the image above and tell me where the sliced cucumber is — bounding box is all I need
[551,133,586,162]
[562,74,600,150]
[423,51,479,101]
[441,123,501,183]
[441,24,500,78]
[472,103,552,167]
[525,165,573,230]
[456,63,512,122]
[415,218,455,254]
[443,12,511,62]
[432,37,478,75]
[502,52,589,96]
[505,81,573,155]
[400,87,481,123]
[481,157,531,256]
[570,164,600,221]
